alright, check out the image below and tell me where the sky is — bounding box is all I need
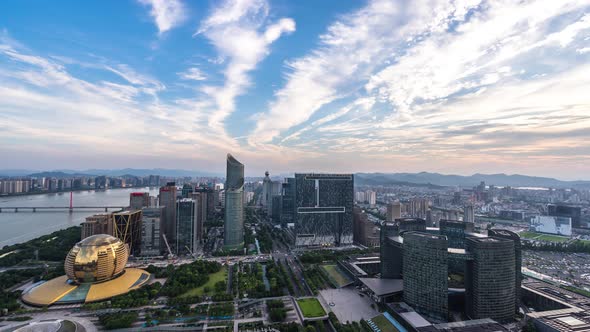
[0,0,589,179]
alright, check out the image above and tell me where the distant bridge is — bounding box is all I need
[0,206,127,213]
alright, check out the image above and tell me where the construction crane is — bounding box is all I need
[162,234,175,259]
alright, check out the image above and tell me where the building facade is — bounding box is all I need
[141,207,164,256]
[387,201,402,221]
[294,173,354,247]
[176,199,198,255]
[130,192,150,210]
[112,210,142,256]
[159,182,177,249]
[81,214,113,239]
[465,237,516,322]
[403,232,449,320]
[548,204,582,228]
[224,154,244,250]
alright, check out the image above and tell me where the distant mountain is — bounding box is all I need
[27,171,95,178]
[355,174,446,189]
[0,169,38,177]
[25,168,222,178]
[355,172,590,189]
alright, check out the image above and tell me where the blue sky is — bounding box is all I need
[0,0,589,179]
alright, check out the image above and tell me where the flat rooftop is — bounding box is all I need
[359,278,403,296]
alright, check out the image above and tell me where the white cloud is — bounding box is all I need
[249,0,484,146]
[138,0,186,34]
[178,67,207,81]
[194,0,295,134]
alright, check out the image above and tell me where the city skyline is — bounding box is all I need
[1,0,589,179]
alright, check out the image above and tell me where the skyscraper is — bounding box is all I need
[465,237,516,322]
[281,177,296,225]
[294,173,354,247]
[112,210,142,256]
[130,192,149,210]
[262,171,272,208]
[191,191,207,245]
[176,199,198,255]
[141,207,164,256]
[181,184,194,198]
[159,182,177,249]
[224,154,244,250]
[403,232,448,320]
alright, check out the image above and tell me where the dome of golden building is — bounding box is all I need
[64,234,128,284]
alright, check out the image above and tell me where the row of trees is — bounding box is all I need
[0,226,81,266]
[522,240,590,253]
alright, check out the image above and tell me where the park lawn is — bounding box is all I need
[371,314,400,332]
[179,266,227,298]
[321,264,352,287]
[297,298,326,318]
[519,231,569,243]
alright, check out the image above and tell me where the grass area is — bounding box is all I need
[370,314,400,332]
[320,265,352,288]
[297,298,326,318]
[519,231,570,243]
[180,266,227,298]
[562,285,590,298]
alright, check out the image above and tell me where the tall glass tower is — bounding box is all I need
[224,153,244,250]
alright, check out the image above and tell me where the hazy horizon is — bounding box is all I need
[1,0,589,179]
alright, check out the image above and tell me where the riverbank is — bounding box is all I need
[0,186,158,198]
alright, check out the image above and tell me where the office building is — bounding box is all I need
[488,229,522,312]
[271,195,282,222]
[112,210,142,255]
[387,201,402,221]
[224,153,244,250]
[130,192,149,210]
[81,214,113,239]
[380,223,521,322]
[531,215,572,236]
[403,232,449,320]
[281,177,296,225]
[548,204,582,228]
[353,207,380,247]
[141,207,164,256]
[159,182,177,248]
[191,191,207,244]
[181,184,193,198]
[176,199,199,255]
[440,219,474,249]
[294,173,354,247]
[262,171,272,208]
[465,237,516,322]
[195,187,215,221]
[463,204,475,223]
[380,222,403,279]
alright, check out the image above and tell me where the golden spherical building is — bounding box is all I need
[64,235,128,284]
[22,234,150,307]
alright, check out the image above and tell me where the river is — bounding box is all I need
[0,187,159,247]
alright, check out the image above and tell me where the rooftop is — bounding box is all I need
[359,278,403,296]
